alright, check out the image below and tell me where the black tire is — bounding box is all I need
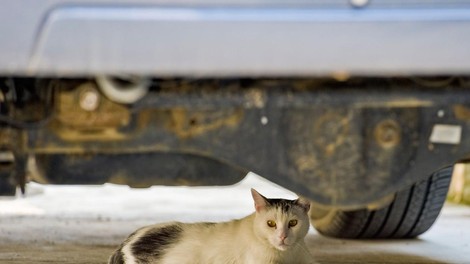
[310,166,453,239]
[0,171,16,196]
[0,152,22,196]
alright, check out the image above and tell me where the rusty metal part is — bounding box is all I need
[52,81,130,141]
[14,77,470,207]
[167,108,243,139]
[374,119,401,149]
[453,104,470,121]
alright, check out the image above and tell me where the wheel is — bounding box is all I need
[310,166,453,239]
[0,150,26,196]
[0,171,16,196]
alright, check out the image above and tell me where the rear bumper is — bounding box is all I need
[2,3,470,76]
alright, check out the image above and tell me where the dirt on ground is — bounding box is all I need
[1,178,469,264]
[0,215,464,264]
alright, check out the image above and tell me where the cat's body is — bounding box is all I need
[109,189,315,264]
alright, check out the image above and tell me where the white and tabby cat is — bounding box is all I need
[109,188,316,264]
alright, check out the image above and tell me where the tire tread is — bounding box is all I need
[311,167,453,239]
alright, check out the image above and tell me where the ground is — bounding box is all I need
[0,173,469,264]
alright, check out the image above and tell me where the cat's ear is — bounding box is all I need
[295,198,311,213]
[251,188,268,212]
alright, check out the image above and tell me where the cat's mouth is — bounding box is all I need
[276,241,290,251]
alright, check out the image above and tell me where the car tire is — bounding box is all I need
[309,166,453,239]
[0,172,16,196]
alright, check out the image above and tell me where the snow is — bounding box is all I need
[0,172,297,222]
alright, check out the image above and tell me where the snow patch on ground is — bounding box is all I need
[0,172,296,222]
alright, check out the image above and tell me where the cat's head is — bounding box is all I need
[251,188,310,251]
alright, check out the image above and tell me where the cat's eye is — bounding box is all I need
[267,220,276,228]
[288,219,298,227]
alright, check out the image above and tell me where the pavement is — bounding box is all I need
[0,172,469,264]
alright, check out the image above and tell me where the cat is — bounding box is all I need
[108,188,316,264]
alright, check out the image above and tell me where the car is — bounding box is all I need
[1,0,469,239]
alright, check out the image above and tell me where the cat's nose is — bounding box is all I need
[279,234,287,241]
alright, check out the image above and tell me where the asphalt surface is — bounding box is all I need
[0,173,469,264]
